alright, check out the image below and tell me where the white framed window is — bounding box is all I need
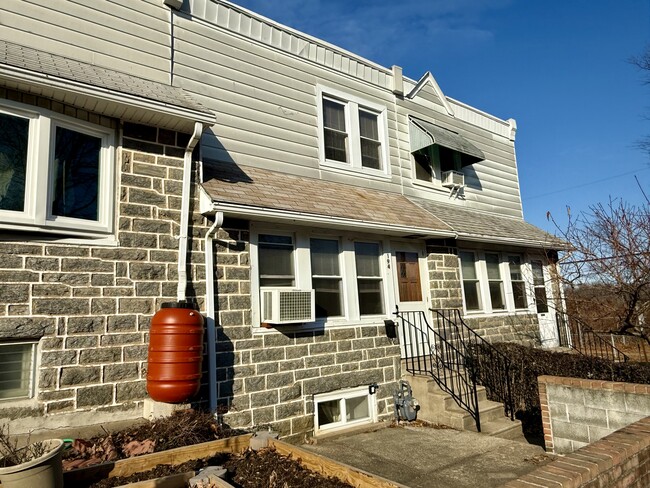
[310,238,344,318]
[0,341,37,401]
[314,386,377,434]
[413,145,463,186]
[531,260,549,313]
[459,250,482,311]
[317,86,389,177]
[508,255,528,310]
[459,250,533,314]
[252,226,389,327]
[0,100,115,236]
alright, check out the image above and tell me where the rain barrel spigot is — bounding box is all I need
[146,301,204,404]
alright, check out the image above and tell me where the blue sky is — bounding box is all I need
[232,0,650,233]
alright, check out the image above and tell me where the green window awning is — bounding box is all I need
[409,117,485,166]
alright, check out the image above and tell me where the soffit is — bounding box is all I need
[410,117,485,165]
[201,161,453,237]
[0,40,215,132]
[409,197,567,249]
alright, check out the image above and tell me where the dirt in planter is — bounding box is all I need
[87,448,355,488]
[63,409,247,470]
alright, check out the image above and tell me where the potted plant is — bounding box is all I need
[0,426,63,488]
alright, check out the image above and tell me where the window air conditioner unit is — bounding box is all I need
[260,288,315,324]
[441,170,464,188]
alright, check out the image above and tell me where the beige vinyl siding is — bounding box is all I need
[0,0,170,83]
[174,15,403,190]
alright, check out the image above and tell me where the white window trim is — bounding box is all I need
[251,224,392,330]
[0,99,115,237]
[316,85,390,179]
[459,249,536,316]
[314,386,377,435]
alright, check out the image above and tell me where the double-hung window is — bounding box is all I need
[0,101,115,236]
[318,86,388,176]
[485,253,505,310]
[254,229,387,326]
[354,242,384,315]
[459,251,482,311]
[508,256,528,309]
[459,250,532,314]
[310,238,343,318]
[258,234,295,286]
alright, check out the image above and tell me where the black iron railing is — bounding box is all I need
[557,312,629,363]
[434,309,515,421]
[394,308,481,432]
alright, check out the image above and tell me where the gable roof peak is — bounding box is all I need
[406,71,454,117]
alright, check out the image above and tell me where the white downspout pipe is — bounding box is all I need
[176,121,204,302]
[204,211,224,412]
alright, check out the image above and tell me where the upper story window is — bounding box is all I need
[318,86,389,178]
[0,100,115,236]
[459,250,533,314]
[409,117,485,188]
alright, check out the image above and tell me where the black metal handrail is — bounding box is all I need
[557,312,629,363]
[394,308,481,432]
[433,309,515,421]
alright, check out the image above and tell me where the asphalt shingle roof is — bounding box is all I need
[0,40,211,115]
[202,162,565,248]
[202,161,453,233]
[409,196,565,248]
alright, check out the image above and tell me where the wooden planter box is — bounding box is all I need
[63,433,403,488]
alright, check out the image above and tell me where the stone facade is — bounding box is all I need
[212,220,401,442]
[0,90,207,428]
[425,240,541,345]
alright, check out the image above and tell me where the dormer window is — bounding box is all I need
[409,116,484,186]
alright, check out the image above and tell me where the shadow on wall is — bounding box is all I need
[462,165,482,191]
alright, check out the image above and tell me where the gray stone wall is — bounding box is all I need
[0,90,207,423]
[213,221,401,442]
[425,240,540,345]
[463,314,540,345]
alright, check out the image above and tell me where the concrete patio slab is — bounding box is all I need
[303,424,555,488]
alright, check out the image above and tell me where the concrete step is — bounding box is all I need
[403,373,524,440]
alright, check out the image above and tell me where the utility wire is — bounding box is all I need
[523,167,650,201]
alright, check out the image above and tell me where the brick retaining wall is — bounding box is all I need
[505,416,650,487]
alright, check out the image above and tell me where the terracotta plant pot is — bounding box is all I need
[0,439,64,488]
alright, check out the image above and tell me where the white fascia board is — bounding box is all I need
[206,202,455,239]
[406,72,454,116]
[0,66,216,127]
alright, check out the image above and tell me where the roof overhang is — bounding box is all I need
[0,40,215,133]
[410,117,485,166]
[0,65,215,133]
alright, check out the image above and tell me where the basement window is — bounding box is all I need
[314,386,377,434]
[0,341,37,401]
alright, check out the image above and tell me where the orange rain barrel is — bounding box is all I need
[146,302,204,403]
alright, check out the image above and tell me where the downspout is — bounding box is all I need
[176,121,204,302]
[204,211,224,412]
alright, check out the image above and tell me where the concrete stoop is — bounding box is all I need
[406,374,525,442]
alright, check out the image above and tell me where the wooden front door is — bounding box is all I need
[396,252,423,303]
[392,244,429,359]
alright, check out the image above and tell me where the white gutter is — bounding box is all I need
[176,121,205,301]
[209,202,456,239]
[204,212,224,412]
[0,67,216,127]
